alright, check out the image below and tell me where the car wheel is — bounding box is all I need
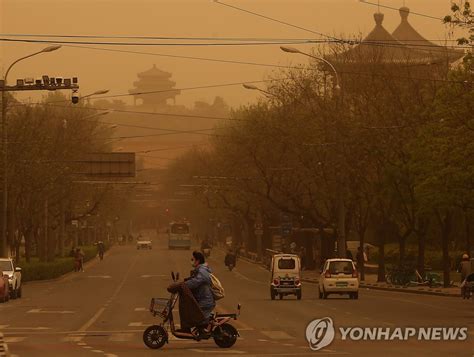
[318,287,322,299]
[296,290,302,300]
[10,285,17,299]
[279,293,283,300]
[17,286,22,298]
[270,287,275,300]
[353,292,359,300]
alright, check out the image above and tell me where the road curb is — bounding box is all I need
[233,248,461,297]
[0,333,10,357]
[301,278,460,297]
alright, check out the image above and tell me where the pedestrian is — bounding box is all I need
[356,246,365,280]
[458,253,471,298]
[290,241,297,254]
[75,248,85,272]
[299,246,306,270]
[346,249,354,261]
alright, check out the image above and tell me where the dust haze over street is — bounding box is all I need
[0,1,473,357]
[2,233,473,357]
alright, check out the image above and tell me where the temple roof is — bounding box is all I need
[392,7,464,62]
[137,64,172,78]
[336,11,462,64]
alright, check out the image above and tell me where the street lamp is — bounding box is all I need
[280,45,346,258]
[242,83,275,98]
[280,46,340,90]
[81,89,110,100]
[1,45,61,256]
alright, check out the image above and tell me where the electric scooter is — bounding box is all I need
[143,272,241,350]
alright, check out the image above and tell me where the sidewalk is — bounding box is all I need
[237,249,461,297]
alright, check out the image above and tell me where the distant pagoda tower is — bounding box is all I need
[129,64,181,109]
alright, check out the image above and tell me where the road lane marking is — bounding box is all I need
[128,322,148,327]
[0,327,51,330]
[87,275,111,279]
[258,339,268,342]
[78,308,106,333]
[3,337,26,343]
[141,274,167,278]
[77,342,87,346]
[189,349,246,354]
[109,333,134,342]
[62,336,83,342]
[92,350,104,353]
[134,307,147,311]
[27,308,74,314]
[261,331,295,340]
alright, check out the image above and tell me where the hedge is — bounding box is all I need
[21,245,106,282]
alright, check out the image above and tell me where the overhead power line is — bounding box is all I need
[0,37,322,47]
[0,33,323,42]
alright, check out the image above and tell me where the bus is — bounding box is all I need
[168,222,191,249]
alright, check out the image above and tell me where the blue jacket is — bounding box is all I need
[185,264,215,310]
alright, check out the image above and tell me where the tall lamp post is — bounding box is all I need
[0,45,61,256]
[280,46,346,258]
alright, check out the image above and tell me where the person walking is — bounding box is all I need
[356,246,366,281]
[458,253,471,298]
[75,248,85,272]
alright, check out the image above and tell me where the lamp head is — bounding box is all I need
[280,46,301,54]
[41,45,62,53]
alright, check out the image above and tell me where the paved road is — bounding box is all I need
[1,232,473,357]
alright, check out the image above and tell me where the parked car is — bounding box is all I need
[270,254,302,300]
[137,238,152,250]
[0,258,22,299]
[318,258,359,299]
[0,271,9,303]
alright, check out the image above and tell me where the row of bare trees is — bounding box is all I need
[2,92,131,262]
[162,41,473,286]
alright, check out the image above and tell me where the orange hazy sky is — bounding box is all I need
[0,0,462,108]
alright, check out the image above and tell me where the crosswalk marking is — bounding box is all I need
[109,333,134,342]
[128,322,148,327]
[260,331,295,340]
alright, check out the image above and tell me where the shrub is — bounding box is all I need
[21,245,107,282]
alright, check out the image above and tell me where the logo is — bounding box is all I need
[305,317,335,351]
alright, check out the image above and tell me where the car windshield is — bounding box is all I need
[170,224,189,234]
[0,261,13,272]
[329,261,354,275]
[278,258,296,270]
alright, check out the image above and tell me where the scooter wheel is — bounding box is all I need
[143,325,167,349]
[214,323,238,348]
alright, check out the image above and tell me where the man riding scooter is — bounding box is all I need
[225,249,237,271]
[168,251,215,337]
[201,239,211,258]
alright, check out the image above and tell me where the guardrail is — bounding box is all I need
[0,333,10,357]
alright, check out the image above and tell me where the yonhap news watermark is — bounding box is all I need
[305,317,469,351]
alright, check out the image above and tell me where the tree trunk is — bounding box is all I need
[416,216,429,277]
[358,230,366,281]
[436,210,452,288]
[377,219,386,282]
[464,210,471,256]
[25,227,33,263]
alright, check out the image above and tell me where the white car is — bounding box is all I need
[318,258,359,299]
[0,258,22,299]
[137,239,152,250]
